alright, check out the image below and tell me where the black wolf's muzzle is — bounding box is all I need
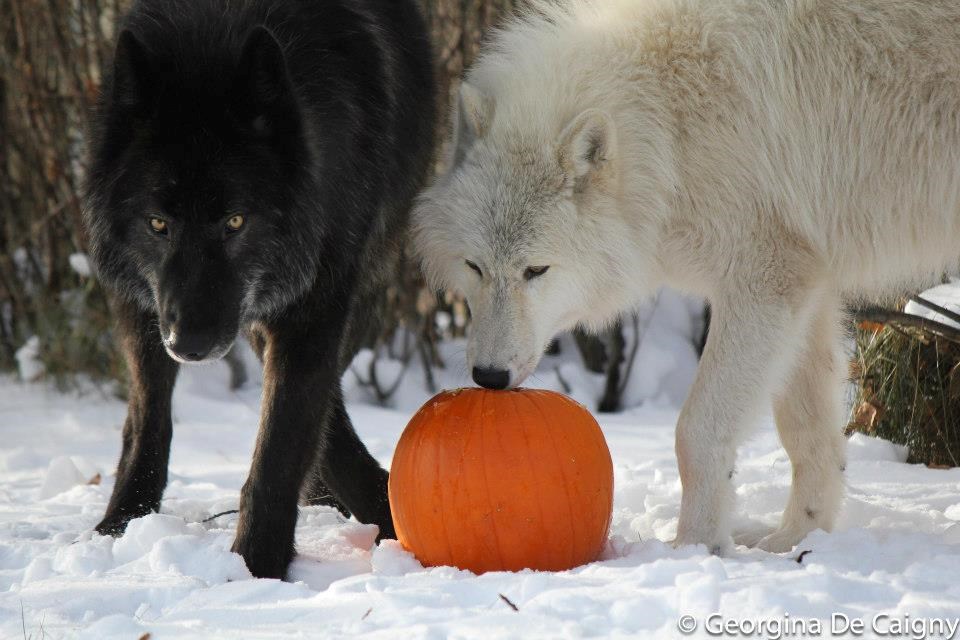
[157,245,240,362]
[161,301,222,361]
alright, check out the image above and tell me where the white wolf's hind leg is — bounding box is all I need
[757,298,847,553]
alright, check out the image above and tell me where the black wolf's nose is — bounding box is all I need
[166,331,213,362]
[472,366,510,390]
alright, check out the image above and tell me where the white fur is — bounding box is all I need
[412,0,960,554]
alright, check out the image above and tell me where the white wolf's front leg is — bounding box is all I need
[673,293,810,554]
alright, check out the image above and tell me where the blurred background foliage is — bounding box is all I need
[1,0,128,383]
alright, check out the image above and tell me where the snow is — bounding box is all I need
[37,456,93,500]
[904,280,960,330]
[617,291,704,407]
[14,335,45,382]
[846,433,908,464]
[68,254,92,279]
[3,292,960,638]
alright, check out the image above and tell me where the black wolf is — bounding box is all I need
[83,0,435,578]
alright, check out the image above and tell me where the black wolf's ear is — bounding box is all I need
[557,109,617,192]
[113,30,153,112]
[450,82,494,167]
[235,26,299,136]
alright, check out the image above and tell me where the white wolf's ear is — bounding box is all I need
[450,82,494,166]
[557,109,617,192]
[458,82,494,138]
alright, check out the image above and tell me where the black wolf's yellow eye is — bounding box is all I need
[524,265,550,280]
[149,217,167,234]
[227,215,245,231]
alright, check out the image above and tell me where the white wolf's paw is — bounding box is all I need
[755,526,810,553]
[671,531,733,556]
[733,524,776,548]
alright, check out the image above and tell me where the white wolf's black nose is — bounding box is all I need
[472,366,510,390]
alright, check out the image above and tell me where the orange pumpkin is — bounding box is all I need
[389,388,614,573]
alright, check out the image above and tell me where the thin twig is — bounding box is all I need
[352,346,410,405]
[201,509,239,523]
[598,319,625,412]
[368,349,408,403]
[617,290,662,397]
[417,335,437,394]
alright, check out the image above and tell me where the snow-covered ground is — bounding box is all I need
[4,322,960,638]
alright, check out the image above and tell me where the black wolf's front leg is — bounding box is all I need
[231,315,342,579]
[307,390,393,540]
[96,296,179,536]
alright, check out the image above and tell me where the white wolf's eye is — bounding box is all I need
[465,260,483,278]
[524,265,550,280]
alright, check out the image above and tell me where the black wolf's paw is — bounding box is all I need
[95,506,152,537]
[231,527,295,580]
[374,515,396,543]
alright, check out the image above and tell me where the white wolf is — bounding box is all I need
[411,0,960,554]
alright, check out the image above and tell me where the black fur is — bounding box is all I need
[83,0,435,579]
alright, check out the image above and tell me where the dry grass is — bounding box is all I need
[849,318,960,467]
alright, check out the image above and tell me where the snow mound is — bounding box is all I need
[847,433,909,463]
[39,455,89,499]
[904,281,960,329]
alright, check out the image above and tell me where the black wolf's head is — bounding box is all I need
[85,18,323,363]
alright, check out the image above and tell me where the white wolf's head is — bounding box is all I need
[413,82,664,389]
